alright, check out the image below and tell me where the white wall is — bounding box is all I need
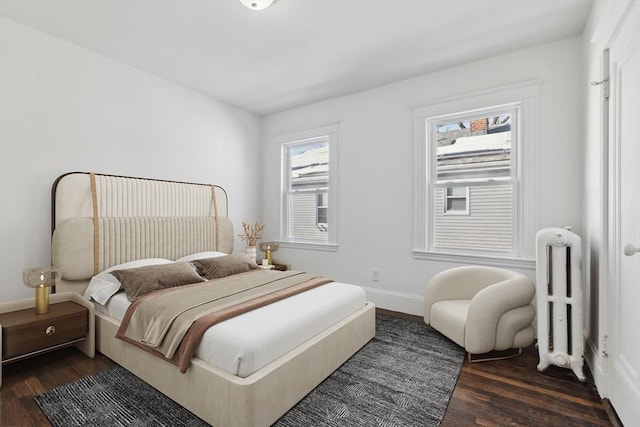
[262,37,585,315]
[0,17,262,302]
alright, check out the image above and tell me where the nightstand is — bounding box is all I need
[258,260,288,271]
[0,292,94,387]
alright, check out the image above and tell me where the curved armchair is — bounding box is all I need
[424,266,535,357]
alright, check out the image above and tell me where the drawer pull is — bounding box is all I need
[45,325,56,336]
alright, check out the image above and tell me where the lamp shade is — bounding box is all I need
[22,266,61,288]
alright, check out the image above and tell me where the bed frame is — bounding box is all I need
[51,172,375,427]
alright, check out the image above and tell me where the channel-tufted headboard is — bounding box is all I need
[51,172,234,294]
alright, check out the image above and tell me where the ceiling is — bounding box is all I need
[0,0,594,116]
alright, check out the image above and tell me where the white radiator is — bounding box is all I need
[535,227,585,381]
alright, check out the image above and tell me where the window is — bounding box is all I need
[280,123,338,248]
[413,81,540,267]
[444,186,469,214]
[316,192,328,229]
[430,106,517,254]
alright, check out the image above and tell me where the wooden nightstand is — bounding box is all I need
[271,263,288,271]
[0,292,94,387]
[258,261,288,271]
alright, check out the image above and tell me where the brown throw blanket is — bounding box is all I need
[116,269,332,373]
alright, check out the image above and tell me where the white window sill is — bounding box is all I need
[412,250,535,270]
[277,241,339,252]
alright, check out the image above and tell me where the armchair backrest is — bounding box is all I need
[424,265,527,323]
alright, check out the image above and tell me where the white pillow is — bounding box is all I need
[176,251,227,262]
[84,258,173,305]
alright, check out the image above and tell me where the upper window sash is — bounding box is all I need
[284,136,329,193]
[428,104,519,185]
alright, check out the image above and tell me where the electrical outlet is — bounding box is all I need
[372,269,380,282]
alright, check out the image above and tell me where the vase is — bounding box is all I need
[245,246,257,263]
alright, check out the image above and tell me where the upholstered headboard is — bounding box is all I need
[51,172,234,294]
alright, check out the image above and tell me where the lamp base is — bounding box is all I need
[266,250,273,265]
[35,286,50,314]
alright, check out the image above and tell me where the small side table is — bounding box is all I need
[0,292,94,388]
[271,263,288,271]
[258,260,288,271]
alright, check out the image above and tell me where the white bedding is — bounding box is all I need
[95,281,366,378]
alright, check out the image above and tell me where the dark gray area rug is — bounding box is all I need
[275,313,465,426]
[34,313,464,427]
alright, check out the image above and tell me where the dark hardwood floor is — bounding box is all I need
[384,309,616,427]
[1,312,619,427]
[442,346,615,426]
[1,347,116,427]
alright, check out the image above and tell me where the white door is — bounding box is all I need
[608,2,640,424]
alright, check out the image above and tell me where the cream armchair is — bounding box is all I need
[424,266,535,359]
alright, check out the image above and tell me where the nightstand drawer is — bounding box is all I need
[0,302,88,360]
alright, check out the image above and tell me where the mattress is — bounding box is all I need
[95,281,366,377]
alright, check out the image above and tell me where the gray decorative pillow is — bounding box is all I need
[112,262,205,301]
[192,254,259,280]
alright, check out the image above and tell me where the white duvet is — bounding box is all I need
[94,281,366,378]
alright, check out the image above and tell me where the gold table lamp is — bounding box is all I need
[23,266,61,314]
[259,242,279,265]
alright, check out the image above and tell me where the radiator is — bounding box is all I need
[535,227,585,381]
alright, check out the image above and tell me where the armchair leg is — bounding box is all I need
[468,348,523,363]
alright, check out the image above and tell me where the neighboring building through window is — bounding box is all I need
[280,123,338,246]
[427,105,519,255]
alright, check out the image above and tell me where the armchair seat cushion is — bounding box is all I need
[430,299,470,348]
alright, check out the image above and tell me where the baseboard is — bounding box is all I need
[585,334,607,398]
[603,398,625,427]
[362,286,424,317]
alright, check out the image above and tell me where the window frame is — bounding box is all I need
[412,81,540,270]
[278,123,338,251]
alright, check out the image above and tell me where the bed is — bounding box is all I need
[50,172,375,427]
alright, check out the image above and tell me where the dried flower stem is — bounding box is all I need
[238,220,265,247]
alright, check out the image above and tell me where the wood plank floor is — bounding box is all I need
[1,314,618,427]
[442,346,615,426]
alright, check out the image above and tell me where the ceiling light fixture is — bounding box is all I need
[240,0,275,11]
